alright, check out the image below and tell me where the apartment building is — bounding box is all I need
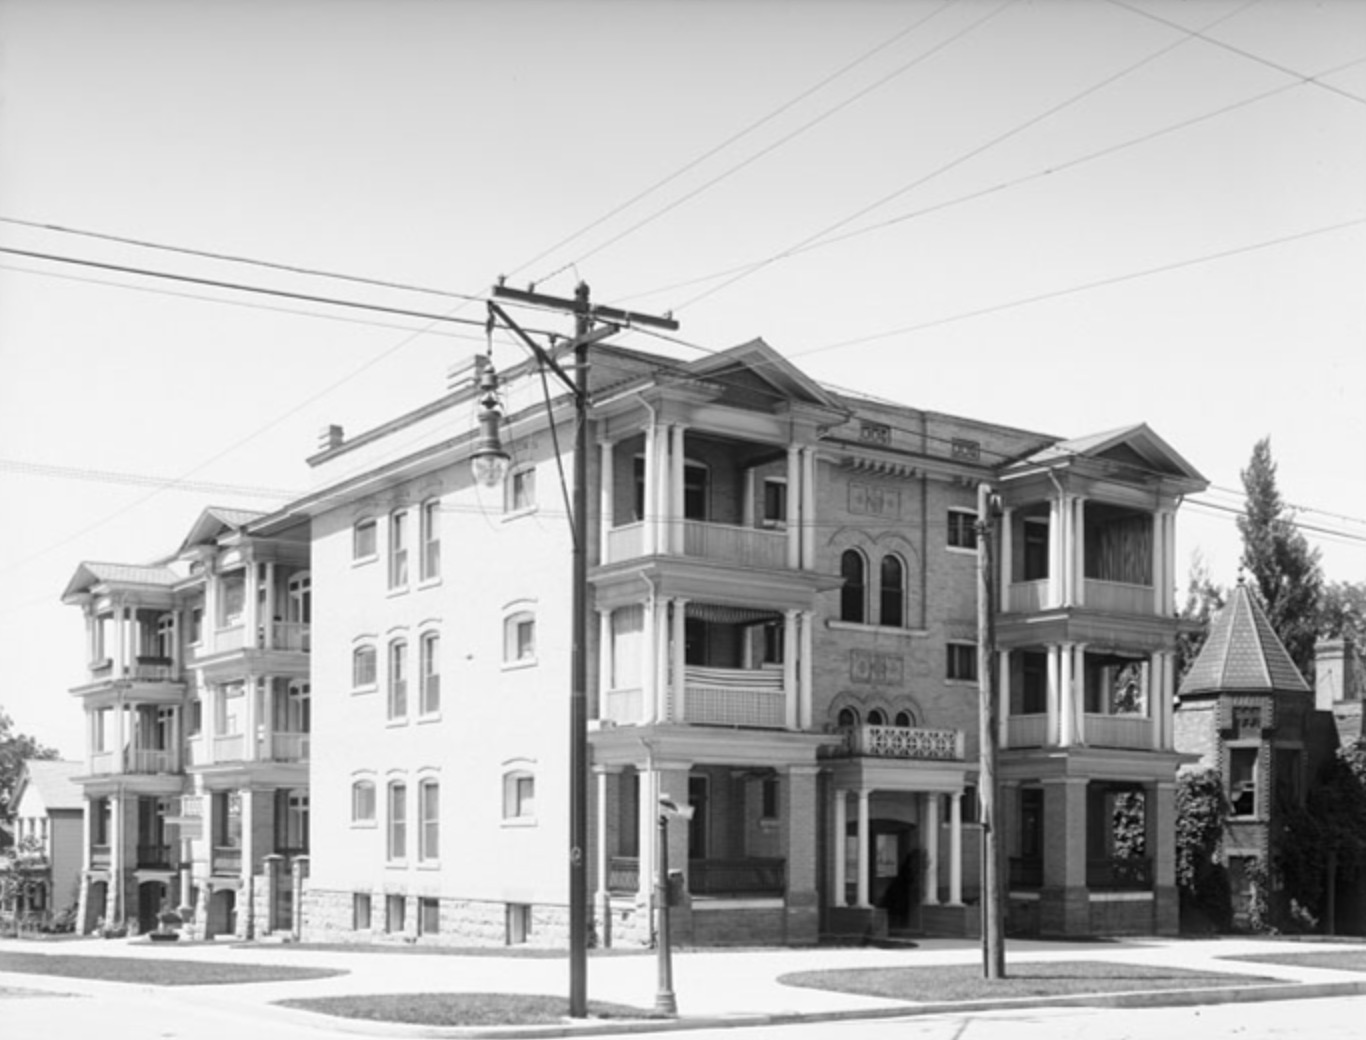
[236,334,1207,945]
[61,508,311,938]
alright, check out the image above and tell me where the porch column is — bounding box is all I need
[999,507,1014,600]
[948,790,964,905]
[832,788,848,907]
[855,788,871,909]
[1046,646,1060,746]
[1047,497,1064,608]
[1072,643,1087,745]
[113,599,128,675]
[654,599,671,722]
[784,766,821,942]
[655,422,673,554]
[1151,509,1165,616]
[922,792,940,906]
[244,679,260,761]
[599,441,614,562]
[785,445,800,569]
[109,794,124,925]
[239,787,257,939]
[204,571,218,646]
[1152,779,1178,934]
[798,610,814,730]
[670,424,686,554]
[262,561,276,648]
[642,422,657,556]
[598,609,613,716]
[742,468,755,527]
[1059,642,1076,747]
[1142,656,1157,749]
[783,609,799,730]
[998,648,1011,749]
[1159,650,1176,751]
[637,767,658,908]
[801,446,817,569]
[1072,497,1086,607]
[594,767,612,945]
[1042,776,1089,935]
[642,597,657,723]
[671,599,688,723]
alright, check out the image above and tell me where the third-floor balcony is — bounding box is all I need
[604,519,789,570]
[187,730,310,768]
[603,665,789,730]
[87,746,180,776]
[834,724,966,761]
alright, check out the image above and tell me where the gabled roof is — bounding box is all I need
[1179,579,1309,696]
[13,760,85,813]
[682,337,846,413]
[179,506,266,551]
[61,561,179,602]
[1017,423,1206,485]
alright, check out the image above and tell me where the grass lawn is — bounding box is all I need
[778,961,1278,1003]
[1224,949,1366,973]
[277,993,658,1026]
[0,952,345,987]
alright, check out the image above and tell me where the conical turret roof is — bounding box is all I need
[1179,578,1309,695]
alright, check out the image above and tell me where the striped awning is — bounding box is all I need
[684,602,782,625]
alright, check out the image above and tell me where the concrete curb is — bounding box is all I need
[278,977,1366,1039]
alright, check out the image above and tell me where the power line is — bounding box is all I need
[0,215,480,302]
[0,459,301,500]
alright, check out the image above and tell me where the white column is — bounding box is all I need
[1046,645,1060,746]
[205,572,218,648]
[113,697,126,767]
[642,424,657,556]
[1059,642,1075,746]
[1048,498,1063,608]
[856,789,871,908]
[1151,509,1165,616]
[801,447,817,570]
[599,442,614,561]
[798,610,814,730]
[1072,643,1087,745]
[1073,497,1086,607]
[595,769,610,904]
[786,445,801,569]
[655,599,672,722]
[637,767,658,906]
[949,790,964,905]
[832,789,848,908]
[998,648,1012,749]
[245,679,259,761]
[655,423,673,554]
[642,597,657,723]
[670,424,686,553]
[113,600,128,675]
[783,609,798,730]
[263,562,277,648]
[1164,511,1177,616]
[742,469,755,528]
[598,609,613,713]
[109,794,124,923]
[1160,651,1175,751]
[922,793,940,906]
[1143,656,1157,749]
[671,598,688,724]
[1000,507,1014,603]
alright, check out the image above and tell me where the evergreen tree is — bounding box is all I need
[1236,437,1323,680]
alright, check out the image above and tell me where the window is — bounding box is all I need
[353,645,377,688]
[837,707,858,729]
[948,509,978,550]
[420,500,441,580]
[1023,517,1050,580]
[1229,747,1258,817]
[762,478,787,528]
[188,606,203,645]
[186,698,202,737]
[840,549,866,623]
[419,897,440,935]
[879,554,905,628]
[759,621,783,665]
[351,780,376,824]
[761,776,779,820]
[867,708,887,726]
[420,632,441,714]
[504,612,536,665]
[507,903,532,945]
[275,790,309,854]
[220,573,246,625]
[894,709,915,727]
[503,771,535,820]
[387,782,407,860]
[386,894,405,934]
[388,640,408,719]
[354,518,377,560]
[947,642,978,682]
[389,510,409,589]
[353,892,372,930]
[683,463,708,520]
[508,467,536,513]
[418,780,440,861]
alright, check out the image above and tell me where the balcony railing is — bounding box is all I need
[84,657,180,683]
[1082,579,1154,615]
[604,519,790,570]
[89,845,111,870]
[87,747,178,775]
[262,621,310,652]
[266,732,310,762]
[211,846,242,876]
[1005,580,1050,613]
[839,725,964,761]
[602,687,644,725]
[1006,714,1048,748]
[682,666,785,729]
[214,624,247,652]
[1088,856,1153,891]
[213,734,245,761]
[1083,713,1153,750]
[192,731,309,765]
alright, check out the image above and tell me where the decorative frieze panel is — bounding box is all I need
[848,482,902,519]
[850,649,903,686]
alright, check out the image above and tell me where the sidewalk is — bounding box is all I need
[3,934,1366,1037]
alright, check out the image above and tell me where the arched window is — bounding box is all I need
[503,771,536,821]
[894,709,915,728]
[837,707,859,729]
[867,708,887,727]
[352,645,377,688]
[351,780,376,823]
[840,550,866,623]
[879,555,905,628]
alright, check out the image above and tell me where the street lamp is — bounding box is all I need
[469,359,511,490]
[656,794,694,1017]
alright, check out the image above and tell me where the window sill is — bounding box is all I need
[501,817,537,829]
[352,684,378,696]
[946,545,978,556]
[417,576,442,591]
[416,860,441,870]
[386,717,409,728]
[351,820,377,829]
[385,859,408,869]
[502,505,539,523]
[825,620,929,638]
[502,658,538,673]
[417,712,442,725]
[352,554,378,568]
[386,586,410,599]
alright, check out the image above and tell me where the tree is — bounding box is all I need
[1176,551,1225,687]
[1321,580,1366,649]
[1237,437,1323,680]
[1175,767,1231,932]
[0,708,59,838]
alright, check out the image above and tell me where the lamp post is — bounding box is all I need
[474,283,678,1019]
[655,795,693,1017]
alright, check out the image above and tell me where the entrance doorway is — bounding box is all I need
[846,819,920,930]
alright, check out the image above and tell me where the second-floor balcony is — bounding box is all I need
[187,730,310,768]
[87,746,179,776]
[83,656,181,686]
[1005,579,1154,616]
[602,665,788,729]
[604,519,789,570]
[835,724,966,761]
[1006,713,1154,750]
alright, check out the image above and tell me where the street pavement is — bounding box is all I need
[2,934,1366,1038]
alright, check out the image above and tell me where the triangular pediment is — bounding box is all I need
[683,338,845,416]
[61,561,179,602]
[179,506,265,553]
[1015,423,1206,488]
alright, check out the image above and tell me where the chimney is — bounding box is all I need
[1315,636,1359,710]
[318,424,344,451]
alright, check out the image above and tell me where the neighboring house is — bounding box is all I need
[1174,579,1340,928]
[241,336,1204,945]
[61,508,311,938]
[1315,635,1364,746]
[4,759,84,925]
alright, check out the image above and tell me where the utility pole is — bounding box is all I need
[489,280,677,1018]
[977,482,1006,979]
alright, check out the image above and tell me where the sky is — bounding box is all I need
[1,0,1363,758]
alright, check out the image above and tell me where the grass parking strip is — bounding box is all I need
[779,961,1277,1002]
[1223,950,1366,973]
[0,952,345,987]
[277,993,658,1026]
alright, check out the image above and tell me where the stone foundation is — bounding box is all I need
[303,887,574,949]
